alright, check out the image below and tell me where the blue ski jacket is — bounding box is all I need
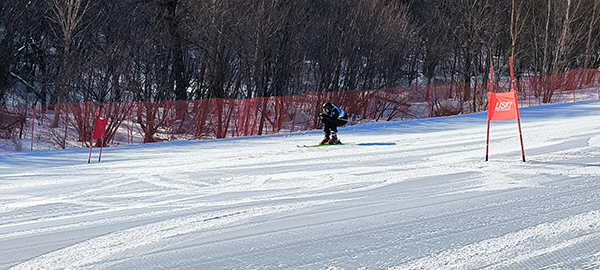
[328,104,347,119]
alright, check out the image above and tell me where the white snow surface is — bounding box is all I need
[2,100,600,269]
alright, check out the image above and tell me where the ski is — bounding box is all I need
[297,143,347,148]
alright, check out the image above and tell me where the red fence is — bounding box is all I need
[1,69,598,151]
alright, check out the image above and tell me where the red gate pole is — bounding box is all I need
[515,90,526,162]
[509,59,525,162]
[98,103,110,162]
[98,106,105,162]
[98,136,105,162]
[31,104,36,151]
[88,107,100,163]
[485,119,491,161]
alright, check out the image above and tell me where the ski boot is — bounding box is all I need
[320,134,330,145]
[329,133,341,145]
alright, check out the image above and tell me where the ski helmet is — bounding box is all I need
[323,102,333,114]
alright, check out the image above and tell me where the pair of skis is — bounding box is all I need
[297,142,346,148]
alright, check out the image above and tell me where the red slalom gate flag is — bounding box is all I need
[485,90,526,162]
[92,117,108,140]
[487,91,519,121]
[88,112,109,163]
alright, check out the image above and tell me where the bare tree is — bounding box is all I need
[1,0,597,110]
[510,0,530,61]
[44,0,91,103]
[551,0,588,74]
[583,0,600,69]
[0,0,47,105]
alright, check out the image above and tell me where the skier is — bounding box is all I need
[320,102,348,145]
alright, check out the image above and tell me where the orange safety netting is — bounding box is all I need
[1,69,598,150]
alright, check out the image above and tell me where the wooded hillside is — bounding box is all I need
[1,0,598,105]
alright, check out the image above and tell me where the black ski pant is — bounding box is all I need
[320,114,348,136]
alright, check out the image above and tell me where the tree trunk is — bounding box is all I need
[166,0,187,101]
[542,0,551,76]
[553,0,572,75]
[542,0,552,103]
[584,0,599,69]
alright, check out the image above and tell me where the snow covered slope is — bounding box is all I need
[1,100,600,269]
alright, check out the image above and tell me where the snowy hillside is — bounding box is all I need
[1,100,600,269]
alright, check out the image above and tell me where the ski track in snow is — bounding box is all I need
[390,210,600,270]
[1,100,600,269]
